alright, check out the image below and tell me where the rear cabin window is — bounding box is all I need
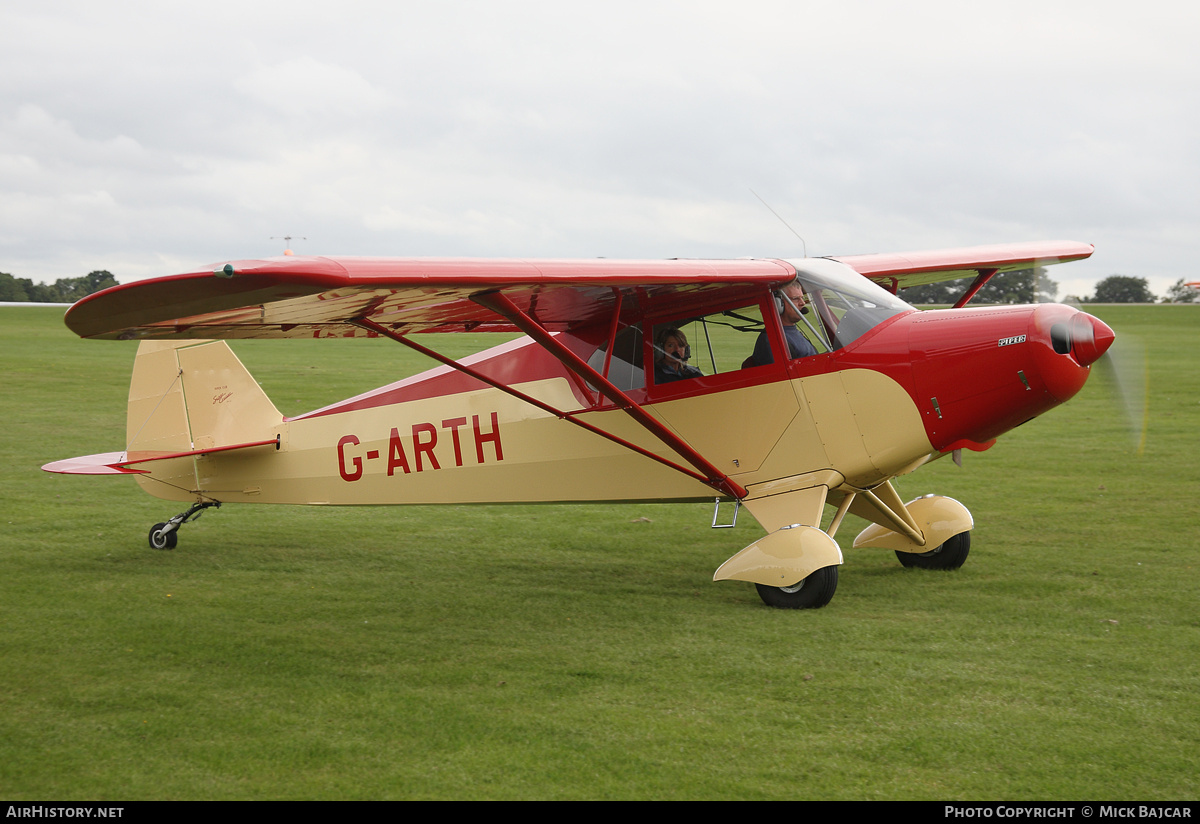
[586,322,644,392]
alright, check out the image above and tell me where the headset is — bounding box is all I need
[654,327,691,362]
[774,285,808,316]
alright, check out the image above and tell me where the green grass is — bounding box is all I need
[2,304,1197,800]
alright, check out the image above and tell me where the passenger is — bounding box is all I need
[653,327,703,384]
[752,281,818,365]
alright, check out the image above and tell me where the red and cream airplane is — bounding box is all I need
[43,240,1111,608]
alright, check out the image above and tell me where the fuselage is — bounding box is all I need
[176,261,1112,510]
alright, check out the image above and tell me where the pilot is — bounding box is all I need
[752,281,818,365]
[653,327,703,384]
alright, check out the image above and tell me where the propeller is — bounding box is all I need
[1093,332,1149,456]
[1057,294,1148,456]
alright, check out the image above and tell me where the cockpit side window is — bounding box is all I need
[787,260,913,350]
[760,283,833,363]
[649,302,771,385]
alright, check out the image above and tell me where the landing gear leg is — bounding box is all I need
[148,501,221,550]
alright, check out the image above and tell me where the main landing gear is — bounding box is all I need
[755,566,839,609]
[895,530,971,570]
[148,501,221,550]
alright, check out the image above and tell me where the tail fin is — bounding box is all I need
[125,340,283,500]
[127,340,282,454]
[43,340,282,497]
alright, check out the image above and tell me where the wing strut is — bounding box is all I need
[471,291,747,499]
[953,268,998,309]
[351,316,747,500]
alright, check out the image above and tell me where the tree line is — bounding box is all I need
[899,268,1197,305]
[0,271,119,303]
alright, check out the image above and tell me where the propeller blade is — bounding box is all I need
[1094,334,1148,455]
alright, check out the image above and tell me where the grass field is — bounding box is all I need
[2,304,1197,800]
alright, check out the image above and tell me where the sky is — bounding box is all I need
[2,0,1197,301]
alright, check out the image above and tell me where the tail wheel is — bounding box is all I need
[148,523,178,551]
[145,502,219,551]
[755,565,838,609]
[896,530,970,569]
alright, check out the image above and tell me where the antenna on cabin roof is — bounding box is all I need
[271,236,307,256]
[749,190,807,259]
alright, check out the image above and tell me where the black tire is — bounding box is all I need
[755,565,838,609]
[896,530,970,570]
[149,523,177,550]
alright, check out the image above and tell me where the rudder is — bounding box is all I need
[126,340,283,500]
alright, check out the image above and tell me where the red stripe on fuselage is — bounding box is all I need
[288,332,599,421]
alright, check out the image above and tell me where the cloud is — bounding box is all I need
[233,57,394,120]
[0,0,1196,299]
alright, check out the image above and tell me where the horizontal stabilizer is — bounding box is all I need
[43,438,279,477]
[42,452,147,475]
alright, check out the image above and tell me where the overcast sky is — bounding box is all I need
[2,0,1196,300]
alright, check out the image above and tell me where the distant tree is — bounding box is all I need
[0,270,118,302]
[0,272,32,301]
[974,267,1057,304]
[898,267,1057,306]
[1161,278,1199,304]
[898,280,959,305]
[87,269,119,292]
[27,281,60,302]
[1088,275,1155,304]
[51,270,119,302]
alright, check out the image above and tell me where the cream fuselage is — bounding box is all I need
[134,300,1103,541]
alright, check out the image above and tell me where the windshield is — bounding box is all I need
[784,258,913,350]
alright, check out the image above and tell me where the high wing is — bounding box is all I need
[833,240,1094,294]
[64,241,1093,341]
[64,257,797,341]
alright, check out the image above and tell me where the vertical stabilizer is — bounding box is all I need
[126,341,193,459]
[126,340,284,501]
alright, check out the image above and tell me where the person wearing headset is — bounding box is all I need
[653,326,704,384]
[751,281,818,366]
